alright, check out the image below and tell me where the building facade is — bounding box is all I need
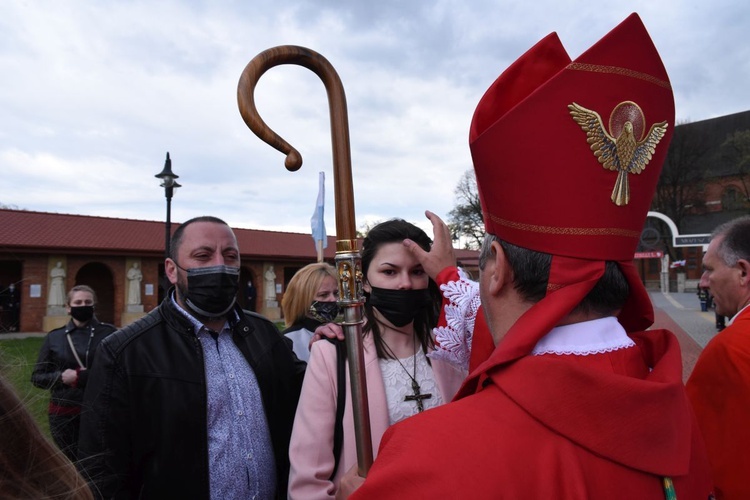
[0,209,478,333]
[637,110,750,290]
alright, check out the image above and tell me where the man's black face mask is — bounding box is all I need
[176,264,240,319]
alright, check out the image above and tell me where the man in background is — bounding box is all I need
[1,282,21,332]
[687,215,750,499]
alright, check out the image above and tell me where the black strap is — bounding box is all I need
[328,338,347,480]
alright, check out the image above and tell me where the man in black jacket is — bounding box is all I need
[79,216,306,499]
[31,284,117,463]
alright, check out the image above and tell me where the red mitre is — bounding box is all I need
[457,13,674,398]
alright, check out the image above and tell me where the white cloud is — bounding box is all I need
[1,0,749,237]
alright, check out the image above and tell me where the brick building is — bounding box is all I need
[637,110,750,289]
[0,209,478,333]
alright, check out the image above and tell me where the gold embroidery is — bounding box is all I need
[569,101,668,206]
[486,213,640,238]
[567,62,671,90]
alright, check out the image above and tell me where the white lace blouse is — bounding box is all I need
[379,348,444,425]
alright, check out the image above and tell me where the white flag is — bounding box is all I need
[311,172,327,249]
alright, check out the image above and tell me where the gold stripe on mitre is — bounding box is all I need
[566,62,671,90]
[486,213,641,238]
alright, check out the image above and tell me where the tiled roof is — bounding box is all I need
[0,209,479,264]
[0,208,337,260]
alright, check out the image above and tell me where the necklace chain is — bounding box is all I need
[380,330,419,389]
[379,325,434,412]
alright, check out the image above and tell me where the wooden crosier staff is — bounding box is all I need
[237,45,374,476]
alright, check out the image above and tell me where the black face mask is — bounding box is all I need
[368,286,432,327]
[309,301,340,323]
[70,305,94,323]
[177,264,240,319]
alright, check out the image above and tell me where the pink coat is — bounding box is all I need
[288,333,466,499]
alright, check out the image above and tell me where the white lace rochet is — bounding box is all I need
[430,268,480,371]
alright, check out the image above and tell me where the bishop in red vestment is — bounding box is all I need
[342,13,714,499]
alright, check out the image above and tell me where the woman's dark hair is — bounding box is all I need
[0,372,93,499]
[361,219,440,359]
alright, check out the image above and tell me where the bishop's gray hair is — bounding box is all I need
[478,233,628,317]
[478,234,550,303]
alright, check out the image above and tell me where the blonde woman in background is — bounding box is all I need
[282,262,340,362]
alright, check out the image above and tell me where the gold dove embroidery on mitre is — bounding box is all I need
[568,101,668,206]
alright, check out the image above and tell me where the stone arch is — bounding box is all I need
[646,211,679,240]
[75,262,115,325]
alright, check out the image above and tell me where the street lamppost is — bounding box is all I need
[155,151,181,266]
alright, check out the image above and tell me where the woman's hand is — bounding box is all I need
[61,368,79,386]
[308,322,345,349]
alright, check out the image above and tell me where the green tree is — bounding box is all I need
[447,170,484,249]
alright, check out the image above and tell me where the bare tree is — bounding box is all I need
[356,220,382,239]
[651,120,711,230]
[720,129,750,209]
[447,170,484,249]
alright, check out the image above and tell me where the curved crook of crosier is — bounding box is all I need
[237,45,356,243]
[238,45,373,476]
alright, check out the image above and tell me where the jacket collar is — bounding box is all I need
[282,316,322,335]
[161,287,256,341]
[65,317,100,333]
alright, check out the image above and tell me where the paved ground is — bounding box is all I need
[649,291,722,383]
[2,292,718,382]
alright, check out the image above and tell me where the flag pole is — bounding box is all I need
[237,45,373,475]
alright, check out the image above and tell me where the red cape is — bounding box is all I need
[353,329,713,499]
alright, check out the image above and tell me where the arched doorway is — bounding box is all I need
[0,259,22,332]
[239,267,258,312]
[76,262,115,325]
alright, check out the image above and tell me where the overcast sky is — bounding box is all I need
[2,1,748,239]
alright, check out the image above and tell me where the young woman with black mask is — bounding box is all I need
[288,219,467,499]
[281,262,340,362]
[31,284,116,464]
